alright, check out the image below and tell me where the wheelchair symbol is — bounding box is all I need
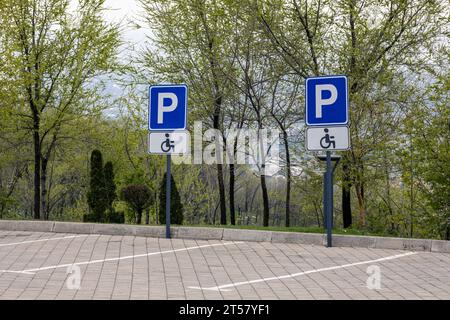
[320,128,336,149]
[161,133,175,152]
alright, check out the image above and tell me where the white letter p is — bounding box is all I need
[315,84,337,118]
[157,92,178,124]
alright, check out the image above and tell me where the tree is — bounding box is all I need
[257,0,445,227]
[139,0,239,225]
[104,161,116,214]
[158,172,184,225]
[224,6,276,227]
[87,150,107,221]
[121,184,153,225]
[400,72,449,239]
[0,0,119,219]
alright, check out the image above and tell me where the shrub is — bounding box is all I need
[86,151,118,223]
[158,172,183,225]
[106,210,125,224]
[120,184,153,224]
[87,150,107,221]
[82,213,98,223]
[104,161,117,213]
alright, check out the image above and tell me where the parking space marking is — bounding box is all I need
[0,241,243,275]
[0,269,36,275]
[0,235,89,248]
[188,251,418,291]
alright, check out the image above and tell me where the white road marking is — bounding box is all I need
[0,235,89,248]
[189,251,418,291]
[0,241,243,275]
[0,270,36,275]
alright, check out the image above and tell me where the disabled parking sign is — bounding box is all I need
[148,131,190,155]
[148,84,189,155]
[305,75,348,126]
[149,84,187,131]
[305,75,351,151]
[306,126,350,151]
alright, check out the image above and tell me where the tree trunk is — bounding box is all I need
[244,183,248,213]
[145,208,150,225]
[383,151,395,233]
[229,136,239,225]
[41,157,48,220]
[283,130,291,227]
[342,1,357,229]
[314,201,322,228]
[342,164,352,228]
[212,200,219,225]
[136,209,142,225]
[217,163,227,225]
[33,116,41,220]
[155,192,158,224]
[229,163,236,225]
[355,183,366,227]
[249,186,258,217]
[213,98,226,225]
[261,166,270,227]
[445,222,450,241]
[204,28,227,226]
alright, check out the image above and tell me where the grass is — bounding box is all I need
[187,224,390,237]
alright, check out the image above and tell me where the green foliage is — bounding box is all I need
[87,150,107,221]
[0,0,448,241]
[104,161,117,210]
[172,163,211,224]
[120,184,153,224]
[399,73,450,239]
[159,173,184,225]
[0,0,120,219]
[106,210,125,224]
[82,213,98,223]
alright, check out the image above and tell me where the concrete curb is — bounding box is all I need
[0,220,55,233]
[222,228,272,242]
[0,220,448,253]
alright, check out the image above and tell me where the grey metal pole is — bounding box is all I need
[326,151,332,247]
[323,171,327,228]
[165,154,171,239]
[331,166,334,232]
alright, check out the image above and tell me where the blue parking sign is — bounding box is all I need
[149,84,188,131]
[305,75,348,126]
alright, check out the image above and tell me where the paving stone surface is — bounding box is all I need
[0,230,448,300]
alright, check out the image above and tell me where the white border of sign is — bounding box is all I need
[148,84,188,131]
[305,75,349,126]
[305,126,351,151]
[148,131,190,155]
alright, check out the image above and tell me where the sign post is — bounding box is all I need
[305,75,349,247]
[148,84,188,239]
[165,154,171,239]
[318,153,340,247]
[326,151,332,247]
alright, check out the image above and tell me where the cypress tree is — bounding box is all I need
[87,150,107,221]
[104,161,116,214]
[158,173,183,225]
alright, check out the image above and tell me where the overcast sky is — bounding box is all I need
[94,0,150,104]
[103,0,149,54]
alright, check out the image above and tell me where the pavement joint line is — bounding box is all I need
[0,235,89,248]
[1,241,244,275]
[188,251,418,292]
